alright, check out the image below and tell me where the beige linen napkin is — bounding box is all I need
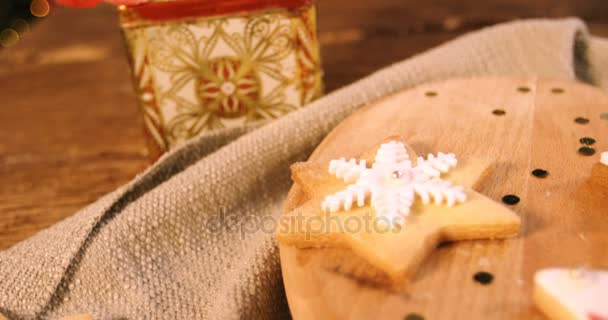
[1,18,607,320]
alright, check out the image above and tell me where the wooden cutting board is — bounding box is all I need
[279,77,608,320]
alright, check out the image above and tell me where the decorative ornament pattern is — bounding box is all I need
[120,5,322,159]
[322,141,467,223]
[123,27,169,159]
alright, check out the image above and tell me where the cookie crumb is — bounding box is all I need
[478,257,490,267]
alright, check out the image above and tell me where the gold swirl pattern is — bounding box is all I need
[121,5,322,158]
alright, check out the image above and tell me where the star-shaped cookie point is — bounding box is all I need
[277,137,521,285]
[321,140,467,226]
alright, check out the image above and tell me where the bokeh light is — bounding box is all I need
[10,18,30,35]
[0,0,48,50]
[30,0,50,18]
[0,28,20,48]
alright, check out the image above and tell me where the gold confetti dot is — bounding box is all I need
[0,28,20,48]
[30,0,50,18]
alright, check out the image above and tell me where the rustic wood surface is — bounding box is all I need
[0,0,608,249]
[280,77,608,320]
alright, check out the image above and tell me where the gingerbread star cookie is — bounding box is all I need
[534,268,608,320]
[276,137,521,285]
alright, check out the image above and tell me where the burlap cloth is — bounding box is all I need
[1,18,608,320]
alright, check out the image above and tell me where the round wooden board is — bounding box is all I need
[279,77,608,320]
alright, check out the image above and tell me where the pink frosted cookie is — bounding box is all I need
[534,268,608,320]
[601,152,608,166]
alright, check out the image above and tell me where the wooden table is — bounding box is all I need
[279,76,608,319]
[1,0,608,250]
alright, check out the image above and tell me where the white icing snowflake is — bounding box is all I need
[321,141,467,223]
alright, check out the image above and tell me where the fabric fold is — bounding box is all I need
[1,18,605,320]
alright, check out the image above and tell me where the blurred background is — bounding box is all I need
[0,0,47,47]
[1,0,608,250]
